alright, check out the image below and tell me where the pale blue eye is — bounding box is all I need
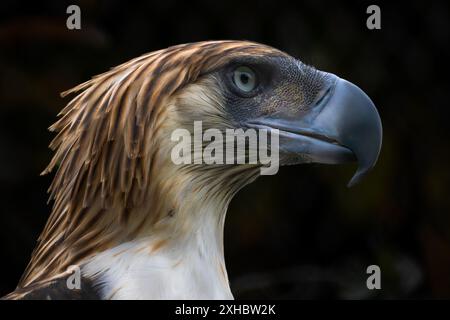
[233,66,256,92]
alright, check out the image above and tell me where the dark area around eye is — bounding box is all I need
[222,58,277,98]
[225,68,259,97]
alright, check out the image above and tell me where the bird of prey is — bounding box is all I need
[3,40,382,299]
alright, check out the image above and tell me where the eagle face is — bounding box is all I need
[173,50,381,186]
[7,41,382,300]
[217,55,326,120]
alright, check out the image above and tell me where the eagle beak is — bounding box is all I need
[249,75,382,187]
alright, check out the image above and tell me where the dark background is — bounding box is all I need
[0,0,449,299]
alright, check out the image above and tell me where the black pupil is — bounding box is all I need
[240,73,249,84]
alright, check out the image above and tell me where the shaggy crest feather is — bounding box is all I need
[18,40,284,288]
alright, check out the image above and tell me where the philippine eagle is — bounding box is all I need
[3,41,382,300]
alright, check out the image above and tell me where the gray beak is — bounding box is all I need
[249,75,382,187]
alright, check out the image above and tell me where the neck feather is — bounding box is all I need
[80,167,258,299]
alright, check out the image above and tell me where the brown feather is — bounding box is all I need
[18,40,285,288]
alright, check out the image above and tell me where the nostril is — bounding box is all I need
[313,86,332,107]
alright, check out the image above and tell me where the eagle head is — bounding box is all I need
[13,41,382,299]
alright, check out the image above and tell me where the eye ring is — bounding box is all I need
[232,66,257,93]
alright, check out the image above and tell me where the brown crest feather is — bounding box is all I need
[18,40,285,288]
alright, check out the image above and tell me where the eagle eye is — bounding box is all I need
[232,66,257,93]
